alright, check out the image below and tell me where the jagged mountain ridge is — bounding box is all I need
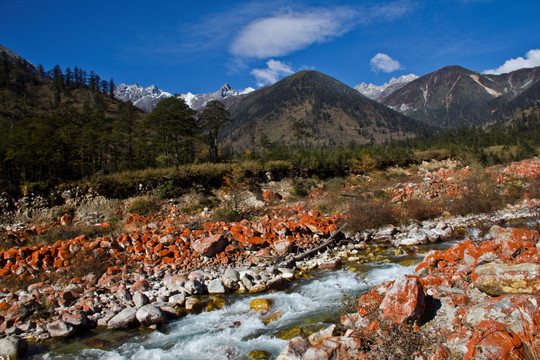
[355,74,419,100]
[179,84,255,111]
[114,82,255,111]
[222,70,430,149]
[379,65,540,128]
[114,83,173,112]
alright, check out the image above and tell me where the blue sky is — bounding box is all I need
[1,0,539,94]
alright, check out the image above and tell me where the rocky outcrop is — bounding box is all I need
[279,223,540,359]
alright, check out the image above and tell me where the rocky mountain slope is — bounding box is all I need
[223,70,430,149]
[379,65,540,128]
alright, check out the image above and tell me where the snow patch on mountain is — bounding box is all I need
[355,74,418,100]
[178,84,253,111]
[114,83,173,111]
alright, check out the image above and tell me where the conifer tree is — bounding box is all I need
[198,100,232,162]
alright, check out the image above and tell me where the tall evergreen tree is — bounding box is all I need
[143,97,197,166]
[198,100,232,162]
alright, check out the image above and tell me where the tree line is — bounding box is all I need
[0,58,232,190]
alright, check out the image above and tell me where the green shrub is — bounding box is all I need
[213,207,242,222]
[127,197,161,216]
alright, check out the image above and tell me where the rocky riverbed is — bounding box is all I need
[0,158,539,359]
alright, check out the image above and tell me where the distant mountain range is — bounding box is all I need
[2,43,540,151]
[114,83,255,111]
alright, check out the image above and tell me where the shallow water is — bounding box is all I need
[33,263,415,360]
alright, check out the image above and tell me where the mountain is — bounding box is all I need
[355,74,418,100]
[222,70,429,150]
[0,45,38,74]
[114,83,173,112]
[114,82,255,111]
[379,65,540,128]
[179,84,255,111]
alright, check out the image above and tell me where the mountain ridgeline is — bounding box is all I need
[379,65,540,129]
[222,71,429,149]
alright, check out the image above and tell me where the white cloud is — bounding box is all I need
[370,53,405,73]
[250,59,294,86]
[230,9,354,59]
[484,49,540,75]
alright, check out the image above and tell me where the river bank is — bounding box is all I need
[0,158,539,358]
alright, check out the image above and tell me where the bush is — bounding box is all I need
[401,198,442,223]
[346,197,398,232]
[127,197,161,216]
[443,170,512,216]
[292,178,311,197]
[213,207,242,222]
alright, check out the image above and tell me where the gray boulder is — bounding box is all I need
[136,304,169,326]
[47,320,76,338]
[107,307,139,329]
[0,336,27,359]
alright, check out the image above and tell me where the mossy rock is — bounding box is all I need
[250,298,273,312]
[276,327,306,340]
[248,350,272,359]
[212,296,227,309]
[262,311,281,325]
[397,258,422,267]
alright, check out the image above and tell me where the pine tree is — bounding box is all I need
[198,100,232,162]
[143,97,197,166]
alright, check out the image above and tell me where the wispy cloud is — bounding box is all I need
[229,1,414,59]
[484,49,540,75]
[230,8,356,59]
[370,53,405,73]
[250,59,294,86]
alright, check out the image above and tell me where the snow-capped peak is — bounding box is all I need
[114,83,173,111]
[115,82,255,111]
[240,87,256,95]
[355,74,419,101]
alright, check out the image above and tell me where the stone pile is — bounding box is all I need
[278,223,540,359]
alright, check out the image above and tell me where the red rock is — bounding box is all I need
[60,214,72,226]
[191,234,228,257]
[130,279,150,292]
[379,275,426,324]
[273,238,293,255]
[429,344,451,360]
[464,320,524,360]
[357,282,393,316]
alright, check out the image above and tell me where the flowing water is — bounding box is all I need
[32,262,418,360]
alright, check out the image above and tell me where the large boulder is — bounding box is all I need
[135,304,168,326]
[47,320,76,338]
[191,234,228,257]
[107,307,139,329]
[379,275,426,323]
[464,295,538,336]
[276,336,310,360]
[0,336,27,359]
[472,262,540,296]
[207,279,227,294]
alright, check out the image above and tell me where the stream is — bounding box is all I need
[30,234,480,360]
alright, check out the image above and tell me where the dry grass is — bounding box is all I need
[346,197,399,232]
